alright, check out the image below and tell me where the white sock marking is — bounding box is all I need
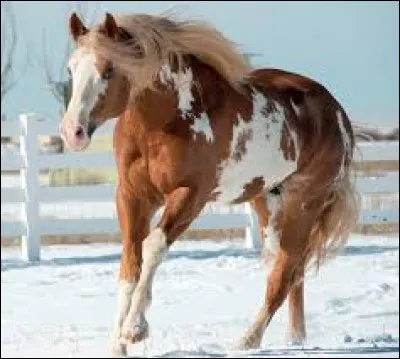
[264,193,282,255]
[122,228,167,335]
[109,280,136,356]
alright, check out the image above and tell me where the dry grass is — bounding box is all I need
[354,160,399,173]
[1,229,244,247]
[355,222,399,235]
[2,146,398,248]
[2,223,399,248]
[48,168,116,186]
[48,135,116,186]
[47,160,398,186]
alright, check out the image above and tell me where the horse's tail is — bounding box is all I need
[303,168,360,271]
[292,105,361,271]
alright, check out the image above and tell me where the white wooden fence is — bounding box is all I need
[1,114,399,261]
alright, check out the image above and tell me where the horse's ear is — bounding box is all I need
[69,12,87,41]
[103,12,118,38]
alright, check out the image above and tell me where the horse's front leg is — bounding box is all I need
[120,186,205,344]
[109,187,156,357]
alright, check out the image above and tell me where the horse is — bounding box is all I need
[59,11,360,357]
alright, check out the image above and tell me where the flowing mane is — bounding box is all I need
[79,12,252,96]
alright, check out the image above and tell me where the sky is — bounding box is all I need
[1,1,399,126]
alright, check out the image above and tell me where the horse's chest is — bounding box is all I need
[213,94,298,204]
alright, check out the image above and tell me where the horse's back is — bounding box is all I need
[244,67,354,192]
[246,68,327,95]
[247,67,353,150]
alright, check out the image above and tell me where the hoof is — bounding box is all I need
[234,334,261,351]
[109,342,127,357]
[120,323,149,344]
[287,337,306,346]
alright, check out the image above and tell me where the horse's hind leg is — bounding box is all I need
[237,189,312,350]
[237,249,299,349]
[288,276,306,344]
[252,191,307,345]
[252,191,306,345]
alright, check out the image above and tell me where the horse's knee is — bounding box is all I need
[142,227,168,268]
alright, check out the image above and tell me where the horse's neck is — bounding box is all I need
[123,56,230,131]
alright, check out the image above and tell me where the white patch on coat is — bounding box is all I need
[114,280,136,329]
[67,49,108,127]
[214,91,298,203]
[121,228,167,339]
[284,119,300,158]
[159,64,214,143]
[290,98,301,117]
[264,193,282,255]
[191,113,214,142]
[336,110,351,179]
[160,64,194,115]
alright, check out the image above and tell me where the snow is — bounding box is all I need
[1,234,398,358]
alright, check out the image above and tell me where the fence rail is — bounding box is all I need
[2,114,399,261]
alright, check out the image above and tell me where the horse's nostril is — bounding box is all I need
[75,126,85,139]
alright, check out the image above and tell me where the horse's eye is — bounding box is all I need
[102,66,114,80]
[67,68,72,78]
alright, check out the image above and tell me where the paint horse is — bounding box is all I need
[59,11,360,357]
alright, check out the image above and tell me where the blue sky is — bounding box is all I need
[2,1,399,126]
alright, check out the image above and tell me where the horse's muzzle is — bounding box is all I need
[59,120,91,152]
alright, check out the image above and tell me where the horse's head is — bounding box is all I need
[60,12,131,151]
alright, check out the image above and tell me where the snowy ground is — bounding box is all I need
[1,234,399,358]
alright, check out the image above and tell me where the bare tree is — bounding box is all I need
[1,2,28,145]
[41,30,72,115]
[42,1,100,110]
[353,123,399,142]
[1,1,18,105]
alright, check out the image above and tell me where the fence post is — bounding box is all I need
[245,202,262,250]
[19,113,40,261]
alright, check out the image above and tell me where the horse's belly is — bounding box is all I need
[214,153,296,204]
[213,93,298,204]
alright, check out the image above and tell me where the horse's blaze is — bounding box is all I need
[63,49,108,143]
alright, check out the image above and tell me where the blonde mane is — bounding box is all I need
[79,12,252,96]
